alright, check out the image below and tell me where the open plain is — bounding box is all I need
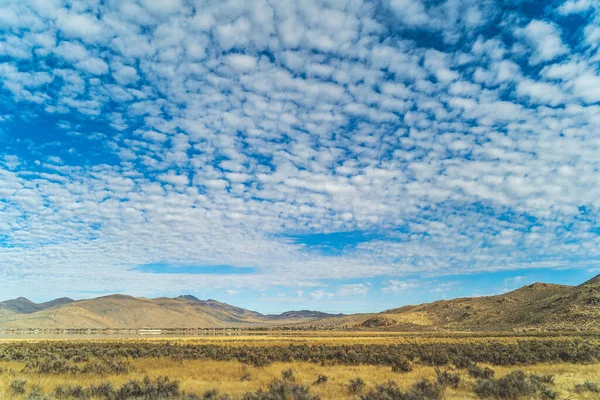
[1,332,600,399]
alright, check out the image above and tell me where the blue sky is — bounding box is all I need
[1,0,600,313]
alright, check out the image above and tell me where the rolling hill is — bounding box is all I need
[293,275,600,332]
[0,294,340,329]
[2,275,600,331]
[352,275,600,331]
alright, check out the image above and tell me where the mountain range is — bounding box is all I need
[0,294,343,329]
[2,275,600,331]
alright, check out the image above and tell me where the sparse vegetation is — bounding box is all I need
[0,334,598,399]
[468,365,495,379]
[10,378,27,395]
[473,370,556,399]
[360,379,444,400]
[391,357,412,373]
[348,377,366,394]
[313,374,328,385]
[574,380,600,394]
[435,367,461,389]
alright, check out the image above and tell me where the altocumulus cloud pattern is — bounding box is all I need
[0,0,599,306]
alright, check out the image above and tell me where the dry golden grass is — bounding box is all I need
[1,333,600,399]
[2,358,600,399]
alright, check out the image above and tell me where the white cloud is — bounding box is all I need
[0,0,598,306]
[56,12,106,43]
[226,54,257,72]
[572,74,600,103]
[387,0,429,27]
[382,280,419,294]
[517,20,568,64]
[76,57,109,75]
[517,80,565,105]
[558,0,595,14]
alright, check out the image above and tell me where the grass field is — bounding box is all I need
[1,332,599,399]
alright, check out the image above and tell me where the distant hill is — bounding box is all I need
[0,297,74,314]
[267,310,345,320]
[0,295,334,329]
[2,275,600,331]
[307,275,600,332]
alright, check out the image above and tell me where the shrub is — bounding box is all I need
[116,376,180,399]
[314,374,328,385]
[392,357,413,373]
[10,378,27,395]
[89,382,115,398]
[360,380,403,399]
[240,371,252,382]
[242,380,319,400]
[27,384,49,400]
[454,356,475,369]
[54,384,89,399]
[360,379,444,400]
[202,389,231,400]
[409,379,444,400]
[435,368,461,389]
[473,370,555,399]
[348,377,366,394]
[574,381,600,394]
[282,368,294,381]
[468,365,495,379]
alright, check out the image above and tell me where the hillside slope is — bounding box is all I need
[0,295,338,329]
[356,276,600,331]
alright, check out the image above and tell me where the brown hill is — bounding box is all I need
[0,297,74,314]
[3,275,600,331]
[296,275,600,332]
[360,276,600,331]
[0,295,338,329]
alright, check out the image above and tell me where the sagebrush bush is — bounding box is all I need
[468,365,495,379]
[574,380,600,394]
[473,370,556,400]
[314,374,328,385]
[360,379,444,400]
[348,377,366,394]
[2,338,597,369]
[435,368,461,389]
[242,380,319,400]
[281,368,294,381]
[10,378,27,395]
[391,357,412,373]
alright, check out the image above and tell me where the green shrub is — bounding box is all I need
[348,377,366,394]
[314,374,328,385]
[281,368,294,381]
[409,379,444,400]
[574,380,600,394]
[468,365,495,379]
[54,384,89,399]
[202,389,231,400]
[392,357,412,373]
[27,384,49,400]
[360,379,444,400]
[10,378,27,395]
[435,368,460,389]
[242,380,319,400]
[473,370,555,399]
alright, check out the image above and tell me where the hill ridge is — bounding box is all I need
[2,274,600,331]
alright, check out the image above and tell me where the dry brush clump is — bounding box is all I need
[473,370,557,400]
[574,380,600,394]
[359,379,445,400]
[2,338,599,370]
[53,376,184,400]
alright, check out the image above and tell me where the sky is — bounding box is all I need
[0,0,600,314]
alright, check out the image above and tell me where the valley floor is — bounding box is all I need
[1,332,599,399]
